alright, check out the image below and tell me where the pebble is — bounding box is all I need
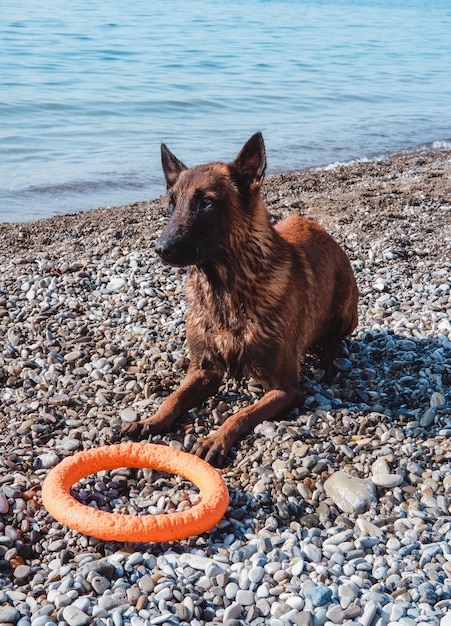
[0,490,9,513]
[91,574,110,594]
[13,564,32,581]
[138,574,155,593]
[0,607,20,624]
[248,565,265,584]
[296,611,313,626]
[235,589,256,606]
[430,392,446,408]
[371,457,404,488]
[120,407,138,423]
[324,471,377,513]
[179,553,218,571]
[106,276,127,292]
[441,612,451,626]
[302,543,322,563]
[61,606,91,626]
[1,151,451,626]
[420,408,436,427]
[79,557,116,579]
[31,617,56,626]
[338,582,359,609]
[360,600,379,626]
[35,451,59,469]
[333,357,353,372]
[303,582,333,607]
[225,582,239,600]
[223,602,242,621]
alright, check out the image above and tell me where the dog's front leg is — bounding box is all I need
[192,386,300,466]
[122,367,223,438]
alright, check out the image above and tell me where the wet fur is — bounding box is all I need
[124,133,358,465]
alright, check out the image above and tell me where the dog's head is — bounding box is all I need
[155,133,267,267]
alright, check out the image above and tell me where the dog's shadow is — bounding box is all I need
[200,328,449,433]
[127,328,449,454]
[215,329,449,525]
[320,329,449,421]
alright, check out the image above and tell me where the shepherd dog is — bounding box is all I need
[124,133,358,466]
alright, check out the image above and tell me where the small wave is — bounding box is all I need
[322,157,372,171]
[431,139,451,150]
[318,138,451,172]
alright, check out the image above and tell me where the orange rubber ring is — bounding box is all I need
[41,442,229,542]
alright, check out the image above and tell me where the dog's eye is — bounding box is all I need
[199,196,213,211]
[168,196,176,213]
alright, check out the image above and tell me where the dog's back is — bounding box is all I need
[276,214,358,364]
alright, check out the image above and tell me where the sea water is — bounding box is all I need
[1,0,451,223]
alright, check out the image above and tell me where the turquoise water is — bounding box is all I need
[1,0,451,223]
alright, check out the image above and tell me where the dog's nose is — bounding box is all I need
[155,237,177,263]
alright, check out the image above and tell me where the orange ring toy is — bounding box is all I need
[42,442,229,542]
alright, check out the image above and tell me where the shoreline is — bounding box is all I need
[2,140,451,227]
[1,147,451,625]
[1,145,451,256]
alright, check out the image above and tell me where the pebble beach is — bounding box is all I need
[1,148,451,626]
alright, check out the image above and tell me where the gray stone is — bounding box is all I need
[120,407,138,423]
[235,589,256,606]
[302,543,322,563]
[62,606,91,626]
[225,581,239,600]
[13,564,32,581]
[324,471,377,514]
[0,607,20,624]
[0,490,9,514]
[338,582,359,609]
[79,557,116,579]
[223,602,243,621]
[430,392,445,408]
[54,594,72,609]
[303,583,333,607]
[371,457,403,488]
[342,605,363,620]
[174,604,192,622]
[248,564,265,584]
[30,617,56,626]
[420,408,435,427]
[98,587,128,610]
[138,574,155,593]
[294,611,313,626]
[91,574,110,594]
[106,276,127,292]
[333,357,353,372]
[360,600,378,626]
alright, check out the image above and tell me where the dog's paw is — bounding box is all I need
[121,421,145,439]
[191,435,230,467]
[121,418,167,440]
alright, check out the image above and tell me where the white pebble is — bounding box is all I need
[120,407,138,423]
[106,276,127,292]
[0,491,9,514]
[62,606,90,626]
[248,565,265,584]
[324,471,377,514]
[430,392,446,408]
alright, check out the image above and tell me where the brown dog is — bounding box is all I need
[124,133,358,465]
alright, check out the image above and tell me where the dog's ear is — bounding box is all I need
[231,132,267,188]
[161,144,187,189]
